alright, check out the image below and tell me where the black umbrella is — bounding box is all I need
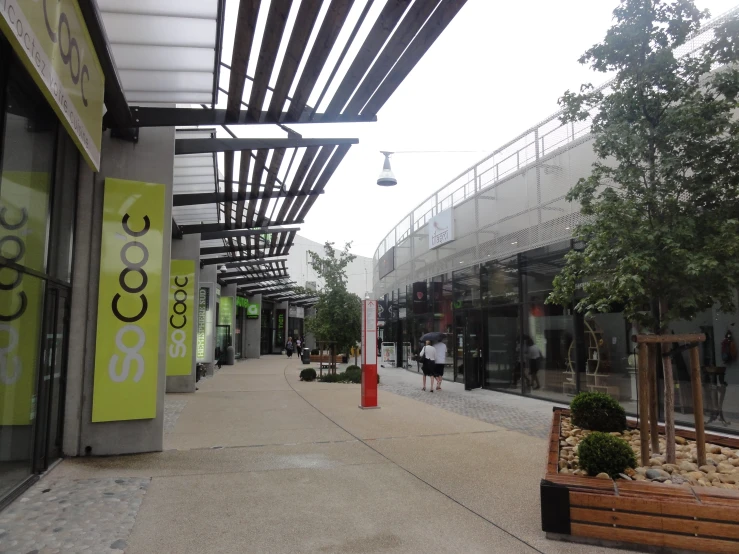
[420,332,444,343]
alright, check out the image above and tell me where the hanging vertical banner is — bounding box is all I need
[0,172,49,425]
[92,178,165,422]
[0,0,105,170]
[360,299,378,409]
[166,259,195,377]
[196,282,214,363]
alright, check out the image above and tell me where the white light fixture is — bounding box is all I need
[376,151,397,187]
[511,242,517,245]
[219,264,227,273]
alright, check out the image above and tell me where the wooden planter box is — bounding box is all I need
[542,408,739,554]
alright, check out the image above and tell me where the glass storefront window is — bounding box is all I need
[453,265,480,309]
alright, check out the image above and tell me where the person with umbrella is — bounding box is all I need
[433,335,447,390]
[419,339,436,392]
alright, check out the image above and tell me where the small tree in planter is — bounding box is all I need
[303,242,362,361]
[547,0,739,464]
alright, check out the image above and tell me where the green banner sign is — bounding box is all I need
[92,178,165,422]
[219,296,233,327]
[0,172,49,425]
[236,296,248,309]
[0,0,105,170]
[166,259,194,377]
[246,302,259,319]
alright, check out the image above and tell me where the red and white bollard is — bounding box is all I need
[360,299,379,409]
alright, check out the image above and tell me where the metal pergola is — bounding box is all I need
[87,0,468,299]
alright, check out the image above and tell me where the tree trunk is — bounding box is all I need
[659,298,676,464]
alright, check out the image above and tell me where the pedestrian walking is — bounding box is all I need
[296,337,302,350]
[433,337,447,390]
[420,340,436,392]
[526,336,543,390]
[286,338,295,358]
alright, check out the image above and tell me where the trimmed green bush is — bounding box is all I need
[299,368,317,382]
[345,365,361,372]
[318,369,380,385]
[578,432,636,478]
[570,391,626,432]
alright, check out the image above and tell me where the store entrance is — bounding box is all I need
[483,305,521,391]
[455,311,484,390]
[33,285,70,472]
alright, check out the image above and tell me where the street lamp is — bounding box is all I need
[376,151,397,187]
[376,149,490,187]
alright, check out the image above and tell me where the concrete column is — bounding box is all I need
[245,294,262,359]
[166,234,201,393]
[66,127,174,457]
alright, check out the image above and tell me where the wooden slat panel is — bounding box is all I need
[223,151,234,228]
[694,487,739,505]
[246,0,293,123]
[236,150,252,227]
[572,523,739,554]
[570,492,739,522]
[323,0,412,117]
[256,149,287,227]
[343,0,441,115]
[362,0,469,116]
[571,507,739,541]
[227,0,261,122]
[295,144,352,222]
[544,476,616,492]
[275,147,320,222]
[286,145,335,222]
[286,0,354,121]
[616,481,697,500]
[246,150,268,227]
[266,1,322,121]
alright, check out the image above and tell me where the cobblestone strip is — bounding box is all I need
[164,396,188,434]
[380,380,552,439]
[0,477,149,554]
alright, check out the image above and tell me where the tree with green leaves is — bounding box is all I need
[304,242,362,357]
[547,0,739,464]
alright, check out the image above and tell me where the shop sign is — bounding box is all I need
[0,0,105,170]
[236,296,249,309]
[196,283,214,363]
[412,282,427,314]
[92,178,165,422]
[377,299,388,322]
[0,172,48,425]
[429,209,454,249]
[246,302,259,319]
[381,343,396,366]
[166,260,194,377]
[219,296,233,327]
[276,309,285,346]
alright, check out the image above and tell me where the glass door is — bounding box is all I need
[33,286,69,472]
[455,310,484,389]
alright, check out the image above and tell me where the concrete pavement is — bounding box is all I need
[0,356,639,554]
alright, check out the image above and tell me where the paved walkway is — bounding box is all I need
[0,357,638,554]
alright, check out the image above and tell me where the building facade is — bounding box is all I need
[372,13,739,439]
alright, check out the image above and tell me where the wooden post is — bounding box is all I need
[637,342,651,466]
[689,346,706,467]
[647,344,660,456]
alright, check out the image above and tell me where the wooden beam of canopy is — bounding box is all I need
[175,137,358,155]
[173,190,322,207]
[185,223,299,235]
[200,227,300,241]
[200,253,287,265]
[130,107,376,127]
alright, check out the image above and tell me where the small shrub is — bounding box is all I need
[299,368,316,382]
[320,373,341,383]
[570,392,626,432]
[578,432,636,478]
[345,365,361,372]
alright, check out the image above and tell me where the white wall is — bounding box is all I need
[287,234,373,298]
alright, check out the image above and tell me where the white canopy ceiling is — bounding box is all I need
[98,0,220,105]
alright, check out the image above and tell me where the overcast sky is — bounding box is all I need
[219,0,739,260]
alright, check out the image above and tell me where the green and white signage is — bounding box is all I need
[0,0,105,170]
[166,260,195,377]
[246,302,260,319]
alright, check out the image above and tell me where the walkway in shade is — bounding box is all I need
[0,356,638,554]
